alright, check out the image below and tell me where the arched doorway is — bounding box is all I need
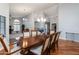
[13,19,20,33]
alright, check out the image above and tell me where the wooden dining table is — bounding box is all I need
[8,35,47,55]
[21,36,45,54]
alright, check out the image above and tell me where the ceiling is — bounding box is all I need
[10,3,58,18]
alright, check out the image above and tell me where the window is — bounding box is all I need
[0,16,6,37]
[13,19,20,31]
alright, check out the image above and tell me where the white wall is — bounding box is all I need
[0,3,9,51]
[58,4,79,41]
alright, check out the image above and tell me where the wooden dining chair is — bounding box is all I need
[23,31,30,38]
[50,32,60,51]
[50,31,54,35]
[49,33,56,53]
[29,36,50,55]
[31,30,37,37]
[55,32,60,50]
[41,37,50,55]
[37,31,41,36]
[0,36,8,53]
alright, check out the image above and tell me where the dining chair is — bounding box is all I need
[31,31,37,37]
[37,31,41,36]
[29,36,50,55]
[49,33,57,53]
[0,36,8,54]
[50,31,54,35]
[55,32,60,50]
[23,31,30,38]
[50,32,60,50]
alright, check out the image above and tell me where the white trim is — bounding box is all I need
[59,37,79,42]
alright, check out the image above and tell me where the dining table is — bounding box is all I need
[8,35,48,55]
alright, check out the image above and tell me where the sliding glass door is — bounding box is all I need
[0,15,6,37]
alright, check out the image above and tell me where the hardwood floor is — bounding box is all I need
[50,39,79,55]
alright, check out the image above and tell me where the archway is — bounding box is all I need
[13,19,20,33]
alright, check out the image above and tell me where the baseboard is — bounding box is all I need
[59,37,79,42]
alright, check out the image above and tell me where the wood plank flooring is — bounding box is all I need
[50,39,79,55]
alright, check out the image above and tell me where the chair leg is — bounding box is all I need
[56,41,58,50]
[55,41,59,53]
[57,42,58,49]
[52,44,55,53]
[48,48,51,55]
[20,49,26,55]
[50,44,56,55]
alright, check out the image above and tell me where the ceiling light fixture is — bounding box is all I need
[37,17,46,22]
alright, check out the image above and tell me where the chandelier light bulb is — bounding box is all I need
[37,18,40,22]
[43,18,46,22]
[41,17,44,22]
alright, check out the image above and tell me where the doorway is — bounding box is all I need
[51,23,57,32]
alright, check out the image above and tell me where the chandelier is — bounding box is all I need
[37,17,46,22]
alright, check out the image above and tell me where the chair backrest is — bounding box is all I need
[55,32,60,42]
[31,31,37,37]
[0,36,8,52]
[23,32,30,38]
[41,36,50,54]
[50,31,54,35]
[50,33,56,46]
[16,37,20,41]
[37,31,41,36]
